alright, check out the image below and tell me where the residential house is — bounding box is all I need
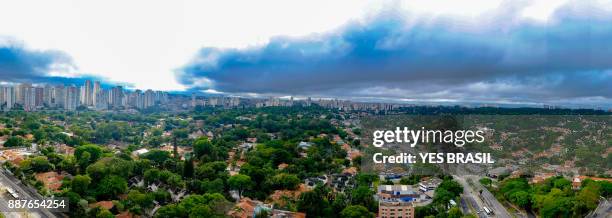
[572,176,612,189]
[35,171,65,192]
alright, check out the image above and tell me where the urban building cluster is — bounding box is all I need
[4,81,602,113]
[190,94,403,112]
[0,80,402,113]
[0,81,169,111]
[191,93,241,108]
[192,94,399,110]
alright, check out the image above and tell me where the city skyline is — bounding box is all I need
[0,80,415,113]
[1,0,611,108]
[0,80,171,112]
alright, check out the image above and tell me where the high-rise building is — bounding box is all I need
[43,85,53,106]
[209,97,218,106]
[64,86,79,111]
[0,87,4,108]
[84,80,93,106]
[14,84,22,105]
[144,89,155,108]
[15,83,31,105]
[53,85,65,108]
[231,97,240,107]
[130,90,145,109]
[94,89,108,110]
[156,91,168,104]
[24,87,36,111]
[6,86,15,111]
[80,85,86,105]
[93,81,101,106]
[121,94,128,107]
[35,87,44,107]
[110,86,123,107]
[191,93,196,108]
[1,86,14,111]
[127,90,136,108]
[154,91,161,103]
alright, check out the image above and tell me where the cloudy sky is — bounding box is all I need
[1,0,611,107]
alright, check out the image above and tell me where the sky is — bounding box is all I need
[1,0,611,108]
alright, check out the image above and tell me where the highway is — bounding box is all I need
[0,197,23,218]
[454,175,487,218]
[469,175,512,218]
[0,170,58,218]
[586,197,612,218]
[454,174,512,218]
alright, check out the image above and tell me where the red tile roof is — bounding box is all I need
[89,201,114,210]
[34,172,64,192]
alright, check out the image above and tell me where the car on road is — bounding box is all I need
[6,187,19,199]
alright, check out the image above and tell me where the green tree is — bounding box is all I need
[508,191,531,209]
[77,151,91,172]
[479,178,492,187]
[351,186,377,212]
[71,175,92,195]
[400,175,421,185]
[437,179,463,196]
[141,150,171,166]
[575,182,601,212]
[340,205,374,218]
[189,205,213,217]
[33,130,47,143]
[4,136,26,147]
[183,158,194,178]
[94,208,114,218]
[154,193,229,218]
[228,174,253,198]
[154,204,184,218]
[269,173,301,190]
[499,178,531,209]
[193,137,214,159]
[195,165,216,180]
[355,173,378,187]
[125,190,155,212]
[297,186,333,217]
[553,178,572,190]
[331,193,348,214]
[22,156,53,172]
[152,189,172,205]
[448,207,463,218]
[198,178,225,194]
[172,129,189,139]
[96,175,128,199]
[540,197,574,218]
[433,187,455,205]
[86,157,134,180]
[75,144,103,165]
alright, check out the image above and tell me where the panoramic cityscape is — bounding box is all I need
[2,80,610,113]
[0,0,611,218]
[0,80,405,113]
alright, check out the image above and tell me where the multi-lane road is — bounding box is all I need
[454,174,512,218]
[0,170,58,218]
[586,197,612,218]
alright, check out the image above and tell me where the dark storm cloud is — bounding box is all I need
[178,2,612,106]
[0,39,116,86]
